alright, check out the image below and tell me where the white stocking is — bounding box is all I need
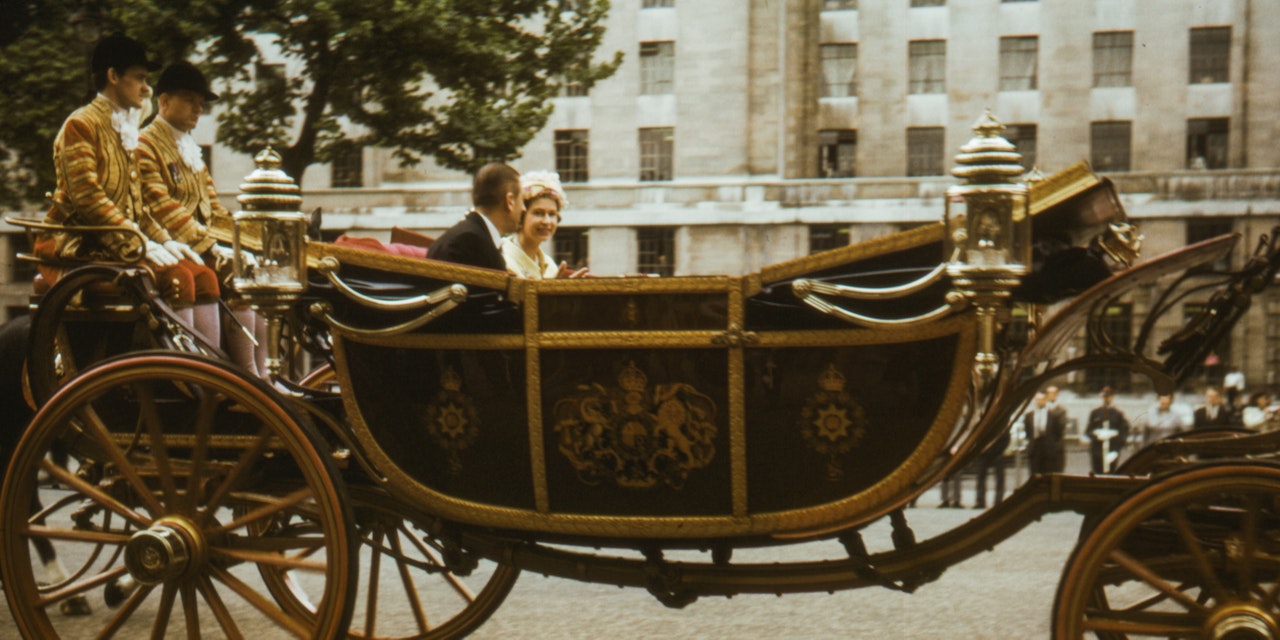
[255,312,270,379]
[226,307,260,377]
[193,302,220,349]
[175,306,194,332]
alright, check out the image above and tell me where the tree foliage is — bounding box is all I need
[0,0,620,206]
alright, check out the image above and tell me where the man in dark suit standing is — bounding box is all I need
[1023,391,1066,475]
[1193,386,1237,429]
[428,162,524,270]
[1085,386,1130,473]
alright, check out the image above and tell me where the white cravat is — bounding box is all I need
[163,118,206,173]
[102,94,140,151]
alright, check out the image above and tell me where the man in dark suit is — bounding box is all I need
[1193,386,1237,429]
[1085,386,1130,473]
[428,162,524,270]
[1023,391,1067,475]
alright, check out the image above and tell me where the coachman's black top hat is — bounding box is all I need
[155,61,219,101]
[91,33,159,76]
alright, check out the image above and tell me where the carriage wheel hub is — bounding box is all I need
[1207,603,1279,640]
[125,516,203,585]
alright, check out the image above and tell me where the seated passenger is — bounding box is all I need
[138,60,265,375]
[34,35,219,345]
[427,162,523,270]
[502,170,588,279]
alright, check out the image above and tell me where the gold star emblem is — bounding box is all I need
[813,404,851,442]
[436,403,468,439]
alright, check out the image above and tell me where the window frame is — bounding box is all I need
[818,129,857,178]
[908,40,947,95]
[1189,26,1231,84]
[906,127,945,177]
[1092,31,1134,88]
[820,43,858,98]
[639,127,674,182]
[636,227,676,277]
[554,129,590,183]
[998,35,1039,91]
[639,40,676,95]
[1090,121,1132,173]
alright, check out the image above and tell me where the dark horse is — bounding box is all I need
[0,314,93,615]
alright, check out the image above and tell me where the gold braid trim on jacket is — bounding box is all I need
[138,119,224,254]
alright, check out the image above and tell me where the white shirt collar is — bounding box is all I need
[474,210,504,249]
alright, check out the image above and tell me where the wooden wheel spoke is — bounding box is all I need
[388,526,431,633]
[1239,495,1259,596]
[1167,505,1230,602]
[1083,609,1202,635]
[36,564,129,609]
[180,582,201,637]
[150,583,178,640]
[131,381,180,509]
[211,546,330,573]
[73,404,166,518]
[215,487,315,534]
[405,534,477,603]
[26,523,131,546]
[200,426,274,520]
[222,534,326,554]
[1108,548,1208,612]
[196,574,244,640]
[92,582,156,640]
[39,458,151,529]
[209,565,312,638]
[185,389,221,511]
[363,526,385,638]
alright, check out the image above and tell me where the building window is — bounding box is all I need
[818,129,857,178]
[330,146,363,188]
[1189,26,1231,84]
[639,127,674,182]
[200,145,213,176]
[1085,303,1132,391]
[809,225,850,254]
[1004,124,1036,170]
[1093,31,1133,88]
[642,0,674,6]
[639,41,675,95]
[908,40,946,94]
[637,227,676,276]
[999,36,1038,91]
[1187,118,1229,170]
[820,43,857,98]
[1186,218,1234,272]
[1090,121,1131,172]
[553,227,590,271]
[555,129,590,183]
[822,0,857,9]
[907,127,945,177]
[910,0,945,6]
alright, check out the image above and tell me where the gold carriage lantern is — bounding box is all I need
[231,147,308,378]
[944,111,1032,380]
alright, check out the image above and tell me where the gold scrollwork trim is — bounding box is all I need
[306,241,513,293]
[749,313,974,349]
[754,223,945,294]
[537,331,728,349]
[727,285,748,518]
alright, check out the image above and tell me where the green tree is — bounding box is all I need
[0,0,620,206]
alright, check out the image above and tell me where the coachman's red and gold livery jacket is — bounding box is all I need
[137,119,224,255]
[42,96,172,262]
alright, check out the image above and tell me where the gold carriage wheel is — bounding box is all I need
[0,352,357,639]
[1054,463,1280,639]
[254,483,519,640]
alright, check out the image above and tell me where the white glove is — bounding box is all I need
[145,240,178,267]
[210,244,235,261]
[164,240,203,263]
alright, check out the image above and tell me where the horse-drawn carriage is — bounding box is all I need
[5,118,1280,639]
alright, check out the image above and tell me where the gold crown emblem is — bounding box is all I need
[819,364,846,392]
[617,361,648,392]
[440,366,462,392]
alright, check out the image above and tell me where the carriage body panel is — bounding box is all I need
[316,227,975,539]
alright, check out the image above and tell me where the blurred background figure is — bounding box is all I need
[1242,391,1277,431]
[1085,387,1129,473]
[1141,393,1191,446]
[1194,386,1237,429]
